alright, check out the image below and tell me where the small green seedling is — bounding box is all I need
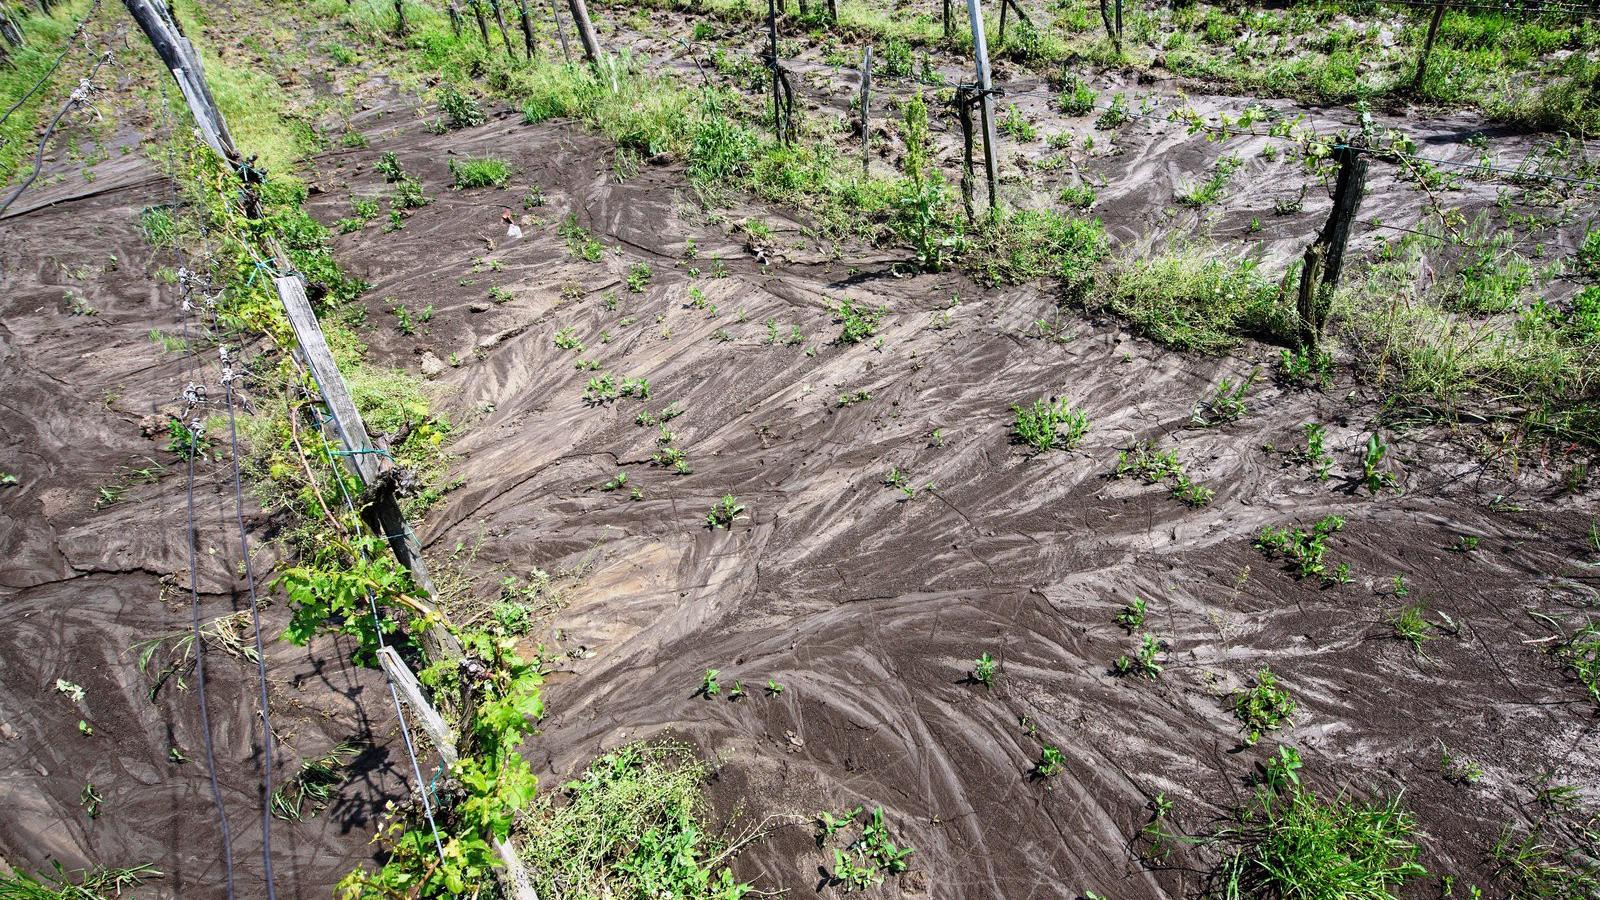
[1115,597,1147,631]
[1114,634,1163,679]
[700,668,721,698]
[1013,397,1090,452]
[766,678,785,696]
[973,652,999,687]
[705,494,746,529]
[1233,667,1295,745]
[1035,744,1067,778]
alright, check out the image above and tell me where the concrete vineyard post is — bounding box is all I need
[965,0,999,212]
[859,46,872,174]
[1413,0,1447,94]
[567,0,601,63]
[1295,141,1368,349]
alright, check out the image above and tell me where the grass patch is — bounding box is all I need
[1102,245,1293,354]
[0,0,95,186]
[448,156,512,189]
[519,742,752,898]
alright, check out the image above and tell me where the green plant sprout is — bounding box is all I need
[700,668,721,698]
[1114,634,1163,679]
[1234,667,1296,745]
[1116,597,1147,631]
[973,651,999,687]
[1013,397,1090,452]
[1035,744,1067,778]
[705,495,746,529]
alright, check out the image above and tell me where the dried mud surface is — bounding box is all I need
[305,89,1600,897]
[1,6,1598,898]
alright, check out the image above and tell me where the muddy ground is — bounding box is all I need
[1,2,1598,898]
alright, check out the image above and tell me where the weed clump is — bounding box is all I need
[448,156,512,189]
[1012,396,1090,452]
[1233,667,1296,745]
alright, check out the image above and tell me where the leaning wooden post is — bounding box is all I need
[376,648,540,900]
[767,0,785,144]
[1099,0,1119,54]
[547,0,572,62]
[859,46,872,175]
[446,0,463,35]
[965,0,999,213]
[516,0,537,56]
[566,0,601,62]
[471,0,491,45]
[1412,0,1446,94]
[1295,139,1368,349]
[392,0,406,36]
[489,0,517,57]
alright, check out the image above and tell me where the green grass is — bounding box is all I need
[519,742,752,899]
[448,155,512,189]
[0,863,163,899]
[0,0,95,186]
[1218,775,1427,899]
[1013,396,1090,452]
[1102,245,1293,354]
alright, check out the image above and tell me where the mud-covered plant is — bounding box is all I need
[1114,634,1163,679]
[1116,597,1147,631]
[700,668,721,698]
[375,150,405,182]
[1216,767,1425,899]
[583,373,619,405]
[559,215,604,261]
[1299,423,1333,480]
[272,740,360,821]
[1116,442,1214,506]
[1013,397,1090,452]
[1255,515,1346,580]
[619,376,651,399]
[766,678,785,696]
[705,494,745,529]
[1390,604,1436,653]
[1233,667,1296,745]
[834,296,886,344]
[1035,744,1067,778]
[1190,368,1259,427]
[1361,433,1395,494]
[1553,621,1599,708]
[436,82,486,129]
[972,651,999,687]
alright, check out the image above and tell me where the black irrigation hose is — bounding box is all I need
[0,0,103,130]
[0,48,110,218]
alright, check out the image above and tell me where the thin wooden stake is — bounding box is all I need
[471,0,491,45]
[446,0,463,36]
[1413,0,1447,94]
[489,0,516,57]
[859,46,872,174]
[955,85,976,223]
[767,0,785,144]
[965,0,999,212]
[941,0,952,39]
[548,0,572,62]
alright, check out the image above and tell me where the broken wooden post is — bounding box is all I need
[489,0,517,57]
[516,0,536,57]
[123,0,242,165]
[567,0,600,62]
[376,649,540,900]
[1295,140,1368,349]
[859,46,872,174]
[1413,0,1447,94]
[965,0,999,213]
[0,11,25,49]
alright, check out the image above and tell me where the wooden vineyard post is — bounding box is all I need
[471,0,491,45]
[1295,140,1368,350]
[941,0,953,39]
[548,0,572,62]
[376,649,541,900]
[766,0,787,144]
[517,0,537,57]
[954,85,976,223]
[1114,0,1122,47]
[567,0,601,62]
[392,0,405,36]
[859,46,872,174]
[965,0,999,213]
[827,0,837,23]
[1099,0,1120,54]
[1413,0,1447,94]
[489,0,517,57]
[446,0,463,36]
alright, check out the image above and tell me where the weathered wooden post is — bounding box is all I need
[392,0,405,36]
[567,0,600,62]
[446,0,463,36]
[859,46,872,174]
[489,0,517,57]
[516,0,537,56]
[941,0,952,39]
[1413,0,1447,93]
[965,0,999,212]
[953,85,976,223]
[767,0,785,143]
[1099,0,1120,54]
[826,0,836,23]
[548,0,572,62]
[1295,140,1368,350]
[471,0,491,45]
